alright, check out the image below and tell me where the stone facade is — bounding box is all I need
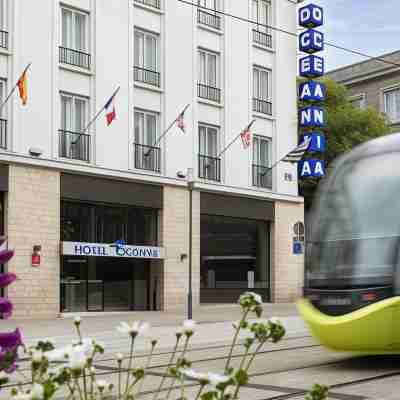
[6,164,60,319]
[161,186,200,311]
[272,200,304,303]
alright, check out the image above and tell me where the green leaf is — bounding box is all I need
[234,369,249,386]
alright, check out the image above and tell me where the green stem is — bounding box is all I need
[124,337,136,395]
[76,325,83,345]
[194,384,205,400]
[225,310,249,373]
[124,377,141,398]
[82,369,88,400]
[118,361,122,400]
[154,336,182,400]
[238,345,251,371]
[136,344,156,396]
[75,377,85,400]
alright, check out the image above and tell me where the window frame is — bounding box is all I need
[198,123,219,157]
[252,0,271,34]
[134,109,159,147]
[0,79,6,118]
[198,0,220,13]
[60,92,90,134]
[383,86,400,123]
[349,93,366,110]
[253,65,271,101]
[0,0,6,31]
[253,135,271,168]
[134,28,160,73]
[60,6,90,53]
[198,48,220,88]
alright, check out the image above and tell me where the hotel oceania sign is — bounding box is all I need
[61,242,164,259]
[298,3,326,178]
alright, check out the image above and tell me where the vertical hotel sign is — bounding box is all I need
[298,3,326,178]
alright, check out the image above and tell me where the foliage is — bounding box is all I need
[298,77,392,209]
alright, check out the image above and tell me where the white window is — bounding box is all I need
[349,94,366,109]
[0,80,6,118]
[253,66,270,100]
[61,7,89,52]
[134,110,158,146]
[253,136,270,167]
[252,0,270,33]
[384,88,400,123]
[134,29,158,72]
[199,49,218,87]
[0,0,6,30]
[199,124,218,157]
[198,0,219,12]
[61,94,88,133]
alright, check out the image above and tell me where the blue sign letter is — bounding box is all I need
[299,159,325,177]
[299,29,324,54]
[300,133,326,153]
[299,55,324,78]
[299,106,325,128]
[299,81,326,101]
[299,4,324,28]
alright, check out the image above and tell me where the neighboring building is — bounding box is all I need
[326,50,400,129]
[0,0,302,318]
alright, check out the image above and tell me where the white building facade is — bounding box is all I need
[0,0,303,318]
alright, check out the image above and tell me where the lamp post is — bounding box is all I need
[187,168,195,320]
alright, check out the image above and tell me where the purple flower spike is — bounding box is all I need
[0,328,23,349]
[0,250,14,265]
[0,273,16,289]
[0,298,13,319]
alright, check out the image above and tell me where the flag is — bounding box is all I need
[240,124,252,149]
[104,91,117,126]
[176,112,185,133]
[282,136,312,163]
[17,70,28,106]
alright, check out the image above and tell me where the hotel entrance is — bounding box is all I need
[60,256,150,312]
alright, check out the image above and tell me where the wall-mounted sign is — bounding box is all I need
[300,132,326,152]
[293,240,303,255]
[299,106,325,128]
[299,81,326,101]
[299,29,324,54]
[298,159,325,178]
[299,55,324,78]
[299,3,324,28]
[61,242,164,259]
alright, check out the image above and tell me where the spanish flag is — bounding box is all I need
[17,69,28,106]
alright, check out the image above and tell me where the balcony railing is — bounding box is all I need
[198,83,221,103]
[0,30,8,49]
[253,98,272,115]
[59,47,91,70]
[198,9,221,30]
[253,164,272,189]
[134,0,161,9]
[253,29,272,48]
[134,143,161,173]
[198,154,221,182]
[134,66,161,87]
[0,119,6,149]
[59,130,90,162]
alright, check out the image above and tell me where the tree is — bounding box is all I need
[298,78,392,209]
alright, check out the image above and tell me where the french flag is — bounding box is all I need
[104,89,119,126]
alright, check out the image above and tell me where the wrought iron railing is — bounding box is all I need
[198,9,221,30]
[135,0,161,9]
[252,164,272,189]
[134,143,161,173]
[253,29,272,48]
[0,30,8,49]
[59,47,91,70]
[59,130,90,162]
[134,66,161,87]
[253,98,272,115]
[198,154,221,182]
[198,83,221,103]
[0,119,6,149]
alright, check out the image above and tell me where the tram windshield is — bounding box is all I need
[307,152,400,289]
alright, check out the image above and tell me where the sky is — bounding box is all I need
[304,0,400,71]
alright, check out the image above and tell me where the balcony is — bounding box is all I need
[0,30,8,49]
[253,98,272,115]
[198,9,221,30]
[134,0,161,9]
[252,164,272,189]
[0,119,6,149]
[198,83,221,103]
[198,154,221,182]
[59,47,91,70]
[59,130,90,162]
[134,66,161,87]
[134,143,161,173]
[253,29,272,48]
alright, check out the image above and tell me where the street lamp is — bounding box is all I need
[187,168,195,320]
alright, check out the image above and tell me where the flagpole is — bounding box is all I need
[81,86,121,135]
[0,63,32,114]
[145,104,190,156]
[216,119,255,160]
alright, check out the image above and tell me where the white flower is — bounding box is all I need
[207,372,231,387]
[0,371,7,380]
[269,317,281,325]
[116,321,148,337]
[116,353,124,361]
[74,316,81,325]
[13,393,30,400]
[30,383,44,400]
[48,366,65,378]
[182,320,197,335]
[96,380,107,391]
[45,346,71,362]
[179,368,208,382]
[68,346,87,371]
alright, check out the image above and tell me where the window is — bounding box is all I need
[134,0,161,10]
[0,0,8,49]
[198,49,221,102]
[252,0,272,48]
[197,0,221,30]
[253,67,272,115]
[384,88,400,123]
[134,110,160,172]
[0,80,6,149]
[349,94,366,109]
[253,136,272,189]
[199,124,221,181]
[60,7,90,69]
[59,93,90,161]
[134,29,160,87]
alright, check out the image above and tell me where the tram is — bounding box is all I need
[298,133,400,354]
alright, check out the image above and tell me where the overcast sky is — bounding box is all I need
[302,0,400,71]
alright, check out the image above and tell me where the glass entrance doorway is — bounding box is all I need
[60,256,150,312]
